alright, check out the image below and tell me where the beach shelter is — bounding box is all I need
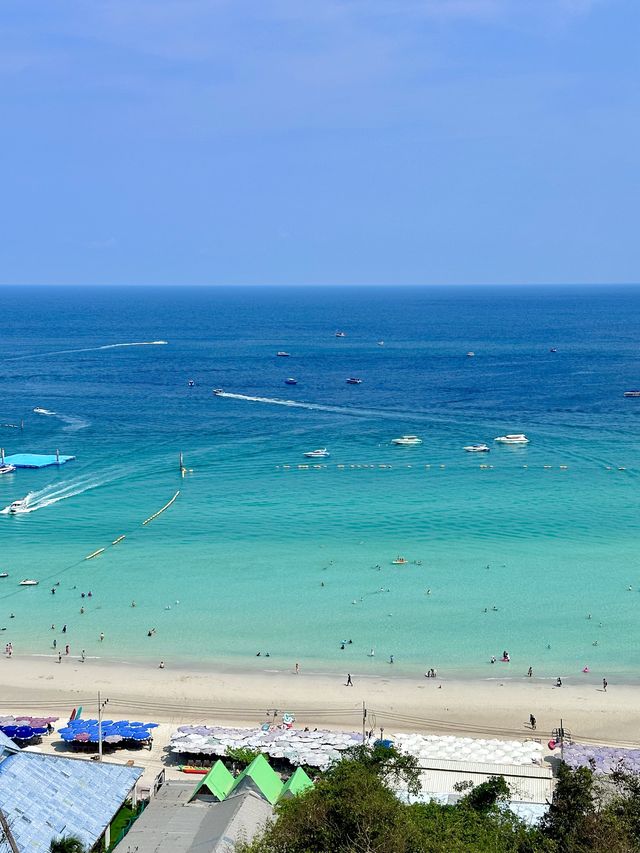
[280,767,314,800]
[228,754,283,806]
[189,760,234,802]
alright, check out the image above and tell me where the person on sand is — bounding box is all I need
[159,660,165,669]
[346,673,353,686]
[603,678,608,692]
[556,676,562,687]
[57,652,62,663]
[81,650,85,662]
[295,662,299,675]
[527,667,533,677]
[529,714,536,730]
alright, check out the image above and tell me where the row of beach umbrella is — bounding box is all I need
[170,725,364,770]
[393,734,543,766]
[563,743,640,775]
[57,718,159,744]
[0,715,59,744]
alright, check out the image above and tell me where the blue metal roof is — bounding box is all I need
[0,748,142,852]
[0,731,17,751]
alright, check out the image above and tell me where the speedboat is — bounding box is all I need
[624,390,640,398]
[464,444,490,453]
[377,341,384,346]
[213,389,224,395]
[285,378,298,385]
[33,407,55,415]
[346,378,362,385]
[392,556,408,565]
[0,464,16,475]
[335,331,346,338]
[19,579,38,586]
[550,348,558,353]
[276,351,291,357]
[304,449,330,458]
[8,498,28,514]
[466,352,475,357]
[187,379,195,387]
[0,573,8,579]
[494,434,529,444]
[392,435,422,446]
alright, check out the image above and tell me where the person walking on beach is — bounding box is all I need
[57,652,62,663]
[81,650,85,662]
[295,662,299,675]
[346,673,353,686]
[100,632,104,642]
[603,678,608,692]
[529,714,536,730]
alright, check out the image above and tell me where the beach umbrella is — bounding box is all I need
[104,735,123,744]
[75,732,90,742]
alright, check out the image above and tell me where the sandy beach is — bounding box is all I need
[2,655,638,746]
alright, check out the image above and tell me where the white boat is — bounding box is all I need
[464,444,490,453]
[392,556,408,565]
[213,389,224,395]
[33,407,55,415]
[377,341,384,346]
[466,352,475,357]
[19,579,38,586]
[624,390,640,398]
[494,434,529,444]
[0,573,8,579]
[346,378,362,385]
[285,378,298,385]
[335,331,346,338]
[276,351,291,357]
[0,464,16,475]
[187,379,195,387]
[8,499,28,514]
[392,435,422,446]
[304,449,330,458]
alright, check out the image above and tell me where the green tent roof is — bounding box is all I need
[228,754,284,806]
[189,760,234,802]
[280,767,314,799]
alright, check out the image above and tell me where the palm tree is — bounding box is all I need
[49,836,86,853]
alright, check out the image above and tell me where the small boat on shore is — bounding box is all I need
[495,434,529,444]
[346,378,362,385]
[464,444,490,453]
[392,435,422,446]
[304,448,330,458]
[19,579,38,586]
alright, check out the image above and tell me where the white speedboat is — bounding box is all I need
[464,444,490,453]
[304,448,330,458]
[0,573,8,579]
[335,331,346,338]
[624,390,640,398]
[19,579,38,586]
[187,379,195,387]
[494,434,529,444]
[276,351,291,357]
[0,464,16,475]
[8,499,28,514]
[33,407,55,415]
[213,389,224,395]
[285,378,298,385]
[346,377,362,385]
[392,435,422,446]
[377,341,384,346]
[466,352,475,357]
[392,556,408,565]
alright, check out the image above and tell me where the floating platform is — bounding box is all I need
[2,453,76,469]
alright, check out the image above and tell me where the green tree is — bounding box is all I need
[541,762,595,848]
[460,775,510,813]
[49,836,86,853]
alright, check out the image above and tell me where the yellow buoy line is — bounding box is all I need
[82,491,181,560]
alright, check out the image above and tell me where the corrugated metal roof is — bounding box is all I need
[0,749,142,853]
[123,781,273,852]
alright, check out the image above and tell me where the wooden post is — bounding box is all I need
[0,808,20,853]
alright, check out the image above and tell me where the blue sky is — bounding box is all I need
[0,0,638,285]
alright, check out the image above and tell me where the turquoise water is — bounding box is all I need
[1,285,639,678]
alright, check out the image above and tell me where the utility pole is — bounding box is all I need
[362,701,367,742]
[98,691,109,761]
[0,808,19,853]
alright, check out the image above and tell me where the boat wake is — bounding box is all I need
[4,341,168,363]
[0,469,123,515]
[214,392,416,421]
[34,408,90,431]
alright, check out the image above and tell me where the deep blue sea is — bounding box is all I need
[1,285,639,679]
